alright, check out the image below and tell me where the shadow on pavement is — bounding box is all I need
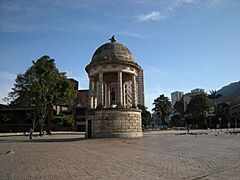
[0,136,87,143]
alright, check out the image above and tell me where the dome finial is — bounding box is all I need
[109,35,116,43]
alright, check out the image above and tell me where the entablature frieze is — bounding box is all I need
[88,63,139,77]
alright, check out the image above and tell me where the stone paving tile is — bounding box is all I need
[0,131,239,180]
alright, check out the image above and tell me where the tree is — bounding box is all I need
[53,114,73,127]
[208,90,222,113]
[137,104,152,127]
[152,94,172,125]
[186,93,209,128]
[217,102,230,128]
[173,98,184,118]
[207,90,222,129]
[7,55,77,135]
[171,98,185,127]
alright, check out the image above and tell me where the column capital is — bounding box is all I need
[89,76,94,80]
[99,72,103,81]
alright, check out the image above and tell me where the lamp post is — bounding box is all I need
[219,117,222,132]
[209,114,214,131]
[234,117,237,131]
[210,115,212,131]
[227,121,230,131]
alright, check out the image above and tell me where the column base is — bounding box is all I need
[96,105,104,109]
[110,104,117,108]
[86,108,143,138]
[94,132,143,138]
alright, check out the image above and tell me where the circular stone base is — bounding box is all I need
[94,132,143,138]
[86,108,143,138]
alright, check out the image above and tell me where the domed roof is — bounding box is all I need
[91,42,135,63]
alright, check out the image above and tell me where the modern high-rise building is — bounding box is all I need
[122,68,145,107]
[74,68,145,109]
[124,81,132,108]
[191,88,204,93]
[136,68,145,106]
[171,91,183,107]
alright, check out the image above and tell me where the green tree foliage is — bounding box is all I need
[186,93,210,128]
[216,102,230,127]
[173,98,184,118]
[137,104,152,127]
[7,55,77,135]
[187,93,209,115]
[171,98,185,127]
[53,114,73,127]
[0,114,12,123]
[152,94,172,124]
[171,114,185,127]
[208,90,222,113]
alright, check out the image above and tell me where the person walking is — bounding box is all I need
[29,128,33,140]
[187,125,190,134]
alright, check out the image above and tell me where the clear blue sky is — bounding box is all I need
[0,0,239,110]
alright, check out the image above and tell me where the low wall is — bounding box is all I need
[0,123,32,133]
[86,108,143,138]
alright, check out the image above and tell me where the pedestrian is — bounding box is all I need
[47,129,52,135]
[187,125,190,134]
[29,128,33,140]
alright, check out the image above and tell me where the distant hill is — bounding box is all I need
[216,81,240,104]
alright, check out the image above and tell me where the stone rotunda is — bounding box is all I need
[85,36,143,138]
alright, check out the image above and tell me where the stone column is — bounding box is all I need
[107,85,111,107]
[92,80,96,108]
[118,72,123,107]
[95,82,99,108]
[98,73,104,107]
[132,75,137,108]
[123,82,126,108]
[104,83,108,107]
[88,77,94,108]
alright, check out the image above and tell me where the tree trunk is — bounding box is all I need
[38,105,52,136]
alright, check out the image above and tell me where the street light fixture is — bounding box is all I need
[219,117,222,132]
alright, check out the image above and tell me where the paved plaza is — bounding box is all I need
[0,130,240,180]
